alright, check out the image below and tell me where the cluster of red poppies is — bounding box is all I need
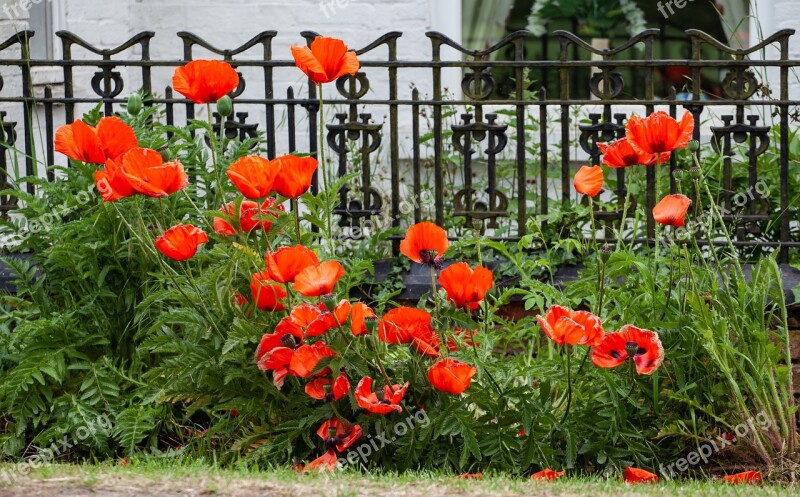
[536,305,664,375]
[248,219,493,470]
[574,110,695,227]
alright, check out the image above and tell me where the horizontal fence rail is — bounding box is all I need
[0,28,798,261]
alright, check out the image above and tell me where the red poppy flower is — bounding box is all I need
[573,165,603,197]
[598,138,670,168]
[722,471,762,485]
[411,329,442,358]
[355,376,409,415]
[329,299,351,327]
[302,449,338,472]
[172,59,239,104]
[303,419,362,472]
[155,224,208,261]
[55,116,138,164]
[249,271,287,312]
[265,245,320,284]
[438,262,494,311]
[226,156,281,200]
[306,370,350,401]
[117,148,188,197]
[294,260,345,297]
[378,307,433,344]
[399,222,449,266]
[427,358,476,395]
[233,291,248,307]
[591,324,664,375]
[240,197,284,232]
[95,158,134,202]
[536,305,604,346]
[259,341,335,385]
[350,302,376,336]
[531,469,565,481]
[272,155,318,198]
[291,36,360,85]
[275,303,336,339]
[653,194,692,227]
[624,467,659,484]
[214,198,284,236]
[626,111,695,154]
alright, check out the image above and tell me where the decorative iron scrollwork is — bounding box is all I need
[589,70,624,100]
[327,105,384,227]
[461,70,494,100]
[721,69,759,101]
[90,68,124,99]
[451,113,510,228]
[579,113,626,162]
[207,112,259,148]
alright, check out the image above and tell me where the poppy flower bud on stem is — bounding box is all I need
[217,95,233,118]
[690,166,702,180]
[687,140,700,153]
[321,293,337,312]
[625,341,640,358]
[599,244,612,263]
[127,93,143,116]
[364,316,378,334]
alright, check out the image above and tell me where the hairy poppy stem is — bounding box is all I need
[206,103,222,207]
[317,85,335,257]
[429,265,440,319]
[559,346,573,424]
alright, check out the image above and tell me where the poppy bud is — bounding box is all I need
[687,140,700,153]
[690,166,702,180]
[625,341,640,358]
[672,169,686,181]
[127,93,143,116]
[217,95,233,118]
[364,316,378,334]
[321,293,337,312]
[675,227,691,244]
[599,245,612,263]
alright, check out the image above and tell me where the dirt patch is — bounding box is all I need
[1,476,551,497]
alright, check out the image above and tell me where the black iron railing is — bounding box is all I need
[0,29,798,261]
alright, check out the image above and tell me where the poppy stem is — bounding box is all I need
[559,346,573,424]
[429,265,440,319]
[659,229,677,321]
[317,84,335,257]
[295,208,303,245]
[206,103,222,207]
[368,335,393,386]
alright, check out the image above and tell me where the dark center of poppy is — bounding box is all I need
[324,430,343,452]
[419,249,438,266]
[610,350,621,359]
[625,341,639,357]
[281,334,298,348]
[324,392,335,402]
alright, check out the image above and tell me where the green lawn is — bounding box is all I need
[0,461,795,497]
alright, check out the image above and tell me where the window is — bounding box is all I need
[461,0,748,99]
[29,0,65,59]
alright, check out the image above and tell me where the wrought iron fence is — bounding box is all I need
[0,28,798,261]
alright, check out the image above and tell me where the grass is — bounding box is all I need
[0,459,796,497]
